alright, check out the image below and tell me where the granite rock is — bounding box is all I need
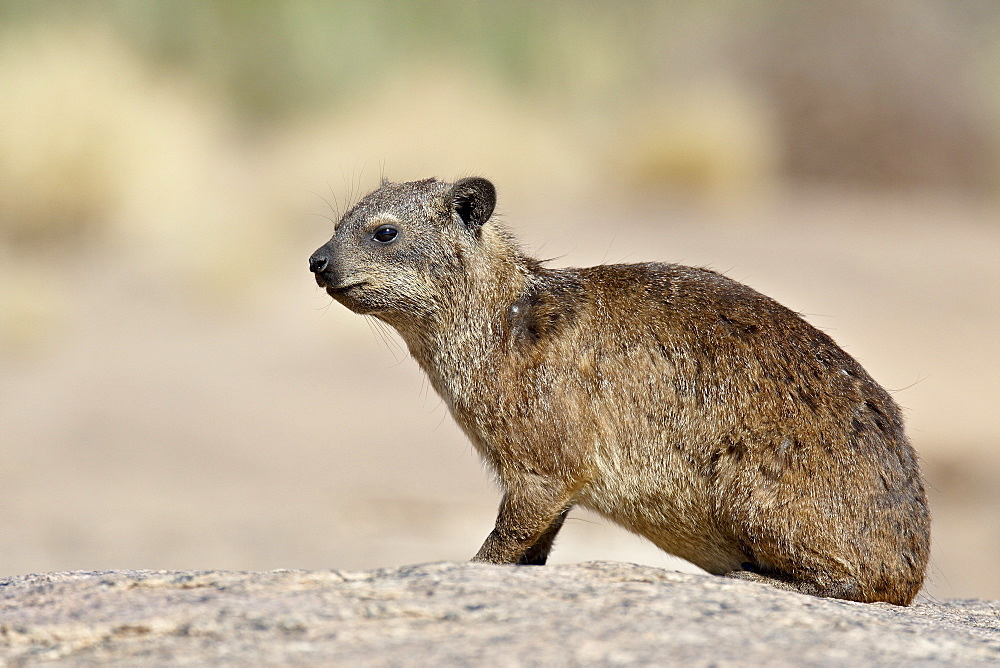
[1,562,998,665]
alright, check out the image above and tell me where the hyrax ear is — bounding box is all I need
[447,177,496,231]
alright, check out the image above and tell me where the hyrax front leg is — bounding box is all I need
[472,484,574,565]
[517,507,571,565]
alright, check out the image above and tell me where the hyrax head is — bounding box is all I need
[309,177,496,318]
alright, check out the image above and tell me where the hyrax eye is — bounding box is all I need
[372,225,399,244]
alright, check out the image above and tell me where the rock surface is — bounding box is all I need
[1,562,998,665]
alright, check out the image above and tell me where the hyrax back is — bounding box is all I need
[309,177,930,605]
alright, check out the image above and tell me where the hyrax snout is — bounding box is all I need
[310,176,930,605]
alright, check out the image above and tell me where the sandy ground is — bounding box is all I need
[1,189,997,600]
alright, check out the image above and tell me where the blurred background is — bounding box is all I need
[1,1,998,601]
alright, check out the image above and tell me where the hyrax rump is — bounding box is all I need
[309,177,930,605]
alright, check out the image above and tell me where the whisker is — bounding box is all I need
[341,166,352,212]
[311,190,338,217]
[314,294,334,315]
[374,319,406,363]
[325,181,342,220]
[309,212,337,225]
[356,160,366,204]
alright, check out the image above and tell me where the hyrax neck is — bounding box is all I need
[384,247,533,416]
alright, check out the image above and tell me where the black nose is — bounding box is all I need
[309,254,329,273]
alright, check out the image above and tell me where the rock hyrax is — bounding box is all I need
[309,177,930,605]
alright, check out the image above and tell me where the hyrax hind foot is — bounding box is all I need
[725,565,864,603]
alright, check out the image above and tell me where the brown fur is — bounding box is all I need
[309,177,930,605]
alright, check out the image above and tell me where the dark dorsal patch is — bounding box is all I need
[509,271,585,344]
[718,313,760,336]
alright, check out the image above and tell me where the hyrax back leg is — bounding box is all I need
[472,485,575,565]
